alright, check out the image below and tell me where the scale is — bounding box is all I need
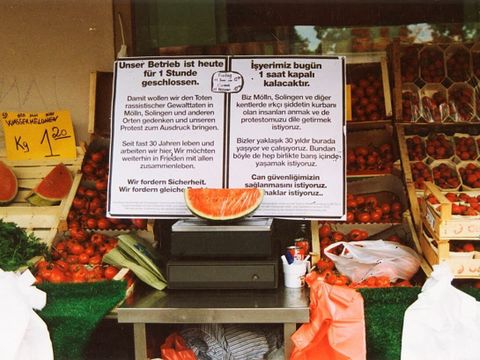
[166,218,278,289]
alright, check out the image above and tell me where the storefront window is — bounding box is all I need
[132,0,480,56]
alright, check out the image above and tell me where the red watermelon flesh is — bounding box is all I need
[34,163,73,201]
[184,188,264,221]
[0,161,18,205]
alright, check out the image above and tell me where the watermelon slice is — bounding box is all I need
[184,188,264,221]
[0,161,18,205]
[26,163,73,206]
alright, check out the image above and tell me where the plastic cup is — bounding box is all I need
[282,261,307,288]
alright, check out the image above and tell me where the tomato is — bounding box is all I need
[38,269,52,281]
[49,268,67,283]
[86,218,98,229]
[72,269,87,283]
[85,189,98,198]
[91,233,105,246]
[131,218,147,229]
[380,202,391,214]
[365,195,378,208]
[320,236,332,249]
[387,235,401,243]
[356,212,371,223]
[90,151,105,163]
[355,195,365,207]
[364,276,378,287]
[318,223,332,238]
[325,273,337,285]
[348,229,363,241]
[95,179,108,191]
[316,258,334,271]
[70,228,88,242]
[347,198,358,209]
[391,201,402,213]
[104,266,120,280]
[54,260,69,271]
[395,280,412,287]
[375,276,391,288]
[370,210,382,223]
[97,218,111,230]
[88,197,103,212]
[463,243,475,252]
[332,232,344,242]
[78,253,90,264]
[36,260,50,270]
[68,242,84,255]
[84,245,95,256]
[89,254,102,265]
[346,211,355,223]
[72,197,87,210]
[334,275,349,286]
[66,255,79,264]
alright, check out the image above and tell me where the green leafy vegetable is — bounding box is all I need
[0,219,48,271]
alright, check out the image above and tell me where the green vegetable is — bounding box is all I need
[0,219,48,271]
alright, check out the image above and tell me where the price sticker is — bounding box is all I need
[1,110,77,160]
[425,207,436,232]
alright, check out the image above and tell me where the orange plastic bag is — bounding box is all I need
[160,332,197,360]
[290,272,366,360]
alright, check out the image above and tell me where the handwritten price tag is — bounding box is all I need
[1,110,77,160]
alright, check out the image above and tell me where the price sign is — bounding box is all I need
[1,110,77,160]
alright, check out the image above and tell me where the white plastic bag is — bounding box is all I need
[323,240,421,283]
[0,269,53,360]
[401,262,480,360]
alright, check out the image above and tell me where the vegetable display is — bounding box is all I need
[0,219,48,271]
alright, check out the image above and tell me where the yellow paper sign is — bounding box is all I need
[1,110,77,160]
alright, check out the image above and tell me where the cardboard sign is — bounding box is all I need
[1,110,76,160]
[108,56,346,220]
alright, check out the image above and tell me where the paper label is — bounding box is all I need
[1,110,76,160]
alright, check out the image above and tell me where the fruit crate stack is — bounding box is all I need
[391,39,480,125]
[419,181,480,278]
[396,126,480,229]
[0,145,84,247]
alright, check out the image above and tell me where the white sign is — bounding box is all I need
[108,56,346,220]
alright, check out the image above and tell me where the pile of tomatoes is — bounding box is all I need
[427,191,480,216]
[34,232,122,284]
[346,143,394,174]
[346,193,403,223]
[315,256,412,288]
[68,145,147,231]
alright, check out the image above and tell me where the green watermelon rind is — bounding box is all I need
[0,161,18,206]
[25,193,60,206]
[184,188,264,222]
[30,163,73,203]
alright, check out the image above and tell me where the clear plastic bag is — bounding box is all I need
[323,240,421,283]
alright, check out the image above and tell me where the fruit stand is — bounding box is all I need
[5,35,480,360]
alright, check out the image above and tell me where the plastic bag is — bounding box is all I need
[324,240,421,283]
[160,332,196,360]
[402,262,480,360]
[290,271,366,360]
[0,269,53,360]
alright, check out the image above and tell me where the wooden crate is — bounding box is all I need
[343,51,393,124]
[419,228,480,278]
[421,181,480,240]
[347,125,402,178]
[0,147,84,247]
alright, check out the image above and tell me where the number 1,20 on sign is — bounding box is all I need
[40,126,71,157]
